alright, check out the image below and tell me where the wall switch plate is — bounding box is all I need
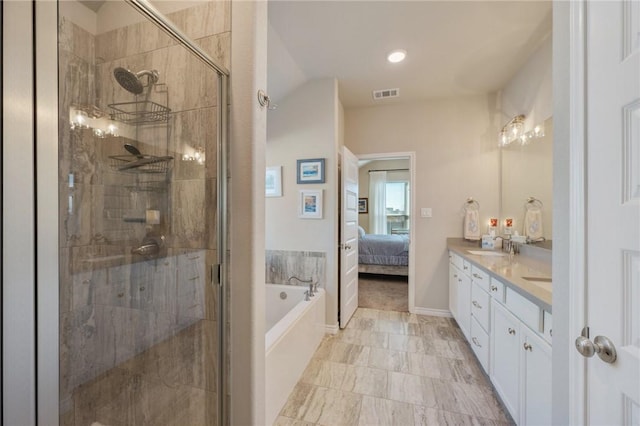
[421,208,432,218]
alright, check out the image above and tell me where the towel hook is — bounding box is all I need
[465,197,480,210]
[525,197,543,210]
[257,90,278,110]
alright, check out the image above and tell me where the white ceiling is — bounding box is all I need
[268,1,552,108]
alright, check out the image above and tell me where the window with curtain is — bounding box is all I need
[385,180,410,234]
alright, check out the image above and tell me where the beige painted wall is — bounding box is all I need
[358,159,410,233]
[231,1,267,424]
[345,96,500,311]
[266,78,340,327]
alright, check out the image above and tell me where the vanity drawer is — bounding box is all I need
[489,277,506,303]
[470,316,490,373]
[450,252,471,276]
[506,287,541,332]
[471,265,490,290]
[450,252,463,270]
[543,311,553,344]
[471,281,491,333]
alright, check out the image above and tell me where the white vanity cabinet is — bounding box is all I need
[449,249,552,425]
[490,299,552,425]
[449,253,471,340]
[490,299,521,420]
[520,326,552,426]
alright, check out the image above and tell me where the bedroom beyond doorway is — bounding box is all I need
[356,153,415,313]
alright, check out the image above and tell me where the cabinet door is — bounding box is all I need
[456,272,471,340]
[449,263,459,319]
[490,300,520,421]
[520,327,552,426]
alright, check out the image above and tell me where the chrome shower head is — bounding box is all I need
[113,67,159,95]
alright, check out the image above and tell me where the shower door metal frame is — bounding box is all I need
[17,1,230,424]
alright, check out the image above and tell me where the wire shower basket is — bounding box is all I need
[108,100,171,125]
[109,155,173,174]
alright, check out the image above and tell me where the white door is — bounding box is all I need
[583,1,640,423]
[340,146,359,328]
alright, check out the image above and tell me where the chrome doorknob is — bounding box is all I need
[575,335,617,364]
[344,244,352,250]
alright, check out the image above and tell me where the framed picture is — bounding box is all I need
[296,158,325,184]
[358,198,368,214]
[265,166,282,197]
[299,190,323,219]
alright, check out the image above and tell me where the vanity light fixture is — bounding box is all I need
[498,115,546,147]
[387,49,407,63]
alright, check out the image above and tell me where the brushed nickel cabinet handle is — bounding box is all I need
[472,337,482,348]
[508,328,516,335]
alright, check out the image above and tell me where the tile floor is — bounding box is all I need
[275,308,514,426]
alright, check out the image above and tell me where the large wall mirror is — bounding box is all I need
[500,116,553,245]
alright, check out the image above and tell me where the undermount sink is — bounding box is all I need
[521,276,552,291]
[466,250,507,257]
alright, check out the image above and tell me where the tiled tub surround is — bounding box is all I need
[266,250,327,288]
[275,308,512,425]
[266,284,327,426]
[58,2,230,424]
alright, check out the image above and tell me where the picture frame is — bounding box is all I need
[296,158,325,184]
[265,166,282,197]
[358,198,368,214]
[299,190,323,219]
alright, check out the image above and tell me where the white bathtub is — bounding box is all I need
[265,284,326,425]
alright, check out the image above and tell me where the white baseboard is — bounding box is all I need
[411,307,453,318]
[325,323,339,334]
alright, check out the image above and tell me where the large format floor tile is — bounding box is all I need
[277,307,514,426]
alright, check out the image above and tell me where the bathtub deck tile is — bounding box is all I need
[300,359,347,389]
[340,365,388,398]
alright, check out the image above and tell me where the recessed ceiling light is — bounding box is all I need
[387,49,407,63]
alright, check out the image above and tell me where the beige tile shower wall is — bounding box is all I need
[58,1,229,415]
[345,96,501,312]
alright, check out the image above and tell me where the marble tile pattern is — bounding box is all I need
[58,2,230,424]
[266,250,327,288]
[276,308,515,426]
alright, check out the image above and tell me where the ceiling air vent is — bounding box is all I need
[372,88,400,100]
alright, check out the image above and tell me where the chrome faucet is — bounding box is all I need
[287,275,312,286]
[304,290,310,301]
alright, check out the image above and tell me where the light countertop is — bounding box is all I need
[447,238,552,312]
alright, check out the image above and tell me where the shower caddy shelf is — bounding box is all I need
[108,100,171,125]
[109,154,173,174]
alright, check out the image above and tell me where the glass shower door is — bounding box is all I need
[58,1,228,424]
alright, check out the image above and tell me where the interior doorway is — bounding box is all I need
[356,152,416,313]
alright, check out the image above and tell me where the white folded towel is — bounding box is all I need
[523,208,544,241]
[464,209,480,241]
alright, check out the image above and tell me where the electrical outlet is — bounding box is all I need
[421,208,432,218]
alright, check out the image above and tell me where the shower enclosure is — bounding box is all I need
[57,1,229,424]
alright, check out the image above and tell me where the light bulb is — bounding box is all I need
[387,49,407,63]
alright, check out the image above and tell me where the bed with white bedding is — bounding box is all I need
[358,231,409,276]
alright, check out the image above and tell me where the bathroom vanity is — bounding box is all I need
[447,238,552,426]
